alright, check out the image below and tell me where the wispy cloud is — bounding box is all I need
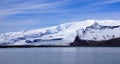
[1,0,120,19]
[97,0,120,5]
[70,0,120,13]
[89,0,120,7]
[0,0,120,32]
[0,18,42,27]
[0,0,71,18]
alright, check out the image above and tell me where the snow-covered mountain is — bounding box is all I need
[0,20,120,45]
[77,22,120,41]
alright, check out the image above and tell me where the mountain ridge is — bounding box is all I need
[0,20,120,45]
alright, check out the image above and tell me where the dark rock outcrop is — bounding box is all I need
[70,35,120,46]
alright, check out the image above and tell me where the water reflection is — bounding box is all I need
[0,47,120,64]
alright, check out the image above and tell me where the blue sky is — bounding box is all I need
[0,0,120,33]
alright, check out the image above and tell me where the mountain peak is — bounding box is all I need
[86,21,103,29]
[92,22,101,28]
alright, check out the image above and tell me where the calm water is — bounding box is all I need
[0,47,120,64]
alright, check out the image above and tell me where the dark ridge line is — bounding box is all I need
[0,45,70,48]
[0,45,120,48]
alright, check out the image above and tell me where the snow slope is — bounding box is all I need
[77,21,120,41]
[0,20,120,45]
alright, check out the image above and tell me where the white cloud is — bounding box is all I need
[0,0,70,18]
[70,0,120,13]
[91,0,120,6]
[0,18,43,27]
[99,0,120,4]
[0,0,120,32]
[1,0,119,19]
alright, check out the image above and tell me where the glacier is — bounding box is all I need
[0,20,120,45]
